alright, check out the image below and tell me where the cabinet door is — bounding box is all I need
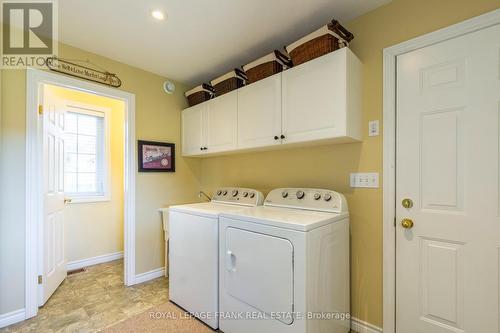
[182,103,205,156]
[282,51,347,143]
[206,91,238,153]
[237,74,282,149]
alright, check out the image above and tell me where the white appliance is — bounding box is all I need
[158,207,169,277]
[219,188,350,333]
[168,187,264,329]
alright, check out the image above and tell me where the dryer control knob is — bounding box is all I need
[249,192,255,198]
[282,191,288,198]
[222,190,228,196]
[313,193,321,200]
[324,194,332,201]
[217,190,222,195]
[232,190,238,197]
[296,191,305,199]
[242,192,249,197]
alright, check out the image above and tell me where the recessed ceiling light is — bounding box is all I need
[151,10,165,21]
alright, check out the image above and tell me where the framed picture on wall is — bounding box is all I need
[138,140,175,172]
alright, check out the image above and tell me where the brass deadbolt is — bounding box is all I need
[402,198,413,209]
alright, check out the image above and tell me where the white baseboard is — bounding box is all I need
[135,267,165,284]
[351,317,383,333]
[66,251,123,271]
[0,308,26,329]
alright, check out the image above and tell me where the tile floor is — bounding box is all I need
[0,260,168,332]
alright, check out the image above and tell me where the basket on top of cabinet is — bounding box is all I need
[210,68,247,97]
[185,83,214,107]
[242,50,292,84]
[181,47,362,157]
[286,19,354,66]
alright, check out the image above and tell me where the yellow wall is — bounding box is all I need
[1,0,499,323]
[199,0,500,327]
[46,85,125,262]
[0,43,202,314]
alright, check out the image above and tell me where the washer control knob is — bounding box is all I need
[296,191,305,199]
[222,190,228,196]
[217,190,222,195]
[281,191,288,198]
[231,190,238,197]
[249,192,255,198]
[313,193,321,200]
[324,194,332,202]
[242,192,249,197]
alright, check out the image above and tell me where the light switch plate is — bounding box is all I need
[350,173,379,188]
[368,120,380,136]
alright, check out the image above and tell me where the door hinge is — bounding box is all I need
[38,275,42,284]
[394,217,396,227]
[38,105,43,115]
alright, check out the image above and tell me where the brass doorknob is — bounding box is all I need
[401,218,414,229]
[64,198,72,204]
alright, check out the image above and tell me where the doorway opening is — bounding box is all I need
[39,84,126,306]
[25,68,136,319]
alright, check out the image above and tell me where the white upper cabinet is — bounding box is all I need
[182,102,206,156]
[237,74,282,149]
[181,48,362,157]
[205,90,238,153]
[281,48,362,144]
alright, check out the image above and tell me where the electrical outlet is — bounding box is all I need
[350,173,379,188]
[368,120,380,136]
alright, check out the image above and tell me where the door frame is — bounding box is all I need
[25,68,137,319]
[382,8,500,333]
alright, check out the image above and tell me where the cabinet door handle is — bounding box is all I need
[274,136,279,140]
[200,147,203,151]
[280,134,285,139]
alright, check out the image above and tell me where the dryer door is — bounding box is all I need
[225,227,294,324]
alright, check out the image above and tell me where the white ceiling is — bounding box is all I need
[59,0,390,86]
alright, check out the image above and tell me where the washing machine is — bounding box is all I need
[168,187,264,329]
[219,188,350,333]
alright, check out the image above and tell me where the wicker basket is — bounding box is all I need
[185,83,214,106]
[286,19,354,66]
[243,50,292,84]
[210,69,247,97]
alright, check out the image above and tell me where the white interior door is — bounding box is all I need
[396,24,500,332]
[40,86,67,305]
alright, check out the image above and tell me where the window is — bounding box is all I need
[64,106,110,202]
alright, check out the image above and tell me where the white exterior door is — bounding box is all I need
[396,24,500,332]
[40,86,67,305]
[206,91,238,153]
[181,103,206,155]
[237,74,282,149]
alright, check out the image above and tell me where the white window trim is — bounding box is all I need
[63,100,112,204]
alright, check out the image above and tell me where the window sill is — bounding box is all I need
[67,196,111,204]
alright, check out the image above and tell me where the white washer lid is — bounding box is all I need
[169,202,252,218]
[220,206,348,231]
